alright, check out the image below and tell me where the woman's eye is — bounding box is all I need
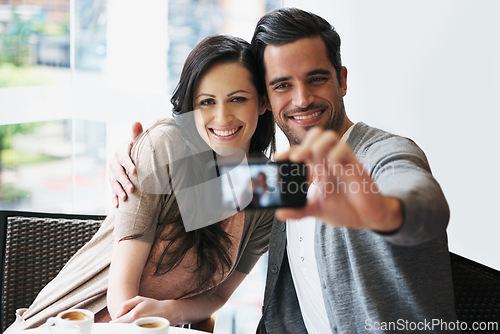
[200,99,215,105]
[230,96,247,103]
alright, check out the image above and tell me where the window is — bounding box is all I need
[1,0,282,332]
[0,0,282,214]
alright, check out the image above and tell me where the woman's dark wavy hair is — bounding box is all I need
[130,35,275,297]
[171,34,276,156]
[251,7,343,88]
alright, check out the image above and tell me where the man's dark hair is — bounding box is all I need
[251,7,343,85]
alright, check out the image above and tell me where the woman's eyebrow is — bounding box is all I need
[195,93,216,99]
[227,90,250,96]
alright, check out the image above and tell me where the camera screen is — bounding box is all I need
[218,160,307,210]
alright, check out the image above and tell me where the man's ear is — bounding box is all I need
[341,66,348,96]
[259,95,271,116]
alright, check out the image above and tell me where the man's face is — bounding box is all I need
[263,36,348,145]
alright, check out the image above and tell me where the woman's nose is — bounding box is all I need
[214,104,233,123]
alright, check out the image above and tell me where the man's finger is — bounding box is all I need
[273,150,290,162]
[117,144,137,176]
[309,131,340,163]
[109,156,135,192]
[327,141,356,167]
[111,179,128,202]
[112,194,119,208]
[289,127,323,161]
[274,145,308,162]
[275,208,306,221]
[117,172,135,193]
[131,122,143,140]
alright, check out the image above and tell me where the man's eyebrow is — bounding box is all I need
[268,70,332,87]
[306,69,332,76]
[268,77,290,87]
[195,93,215,99]
[227,90,250,96]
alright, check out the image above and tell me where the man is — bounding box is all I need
[110,8,457,333]
[250,9,457,334]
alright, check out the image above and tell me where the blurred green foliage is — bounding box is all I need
[0,184,31,202]
[0,63,53,87]
[0,123,42,201]
[0,9,45,66]
[1,148,50,167]
[0,123,39,151]
[0,123,43,177]
[0,7,69,87]
[0,6,68,66]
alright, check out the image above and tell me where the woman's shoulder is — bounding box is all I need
[138,118,183,145]
[127,119,182,199]
[131,118,185,160]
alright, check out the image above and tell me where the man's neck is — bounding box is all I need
[338,116,354,138]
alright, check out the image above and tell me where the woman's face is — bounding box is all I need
[193,62,264,156]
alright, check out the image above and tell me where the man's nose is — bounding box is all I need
[292,84,314,108]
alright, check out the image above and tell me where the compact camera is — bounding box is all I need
[209,158,308,210]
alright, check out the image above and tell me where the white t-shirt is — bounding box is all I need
[286,124,355,334]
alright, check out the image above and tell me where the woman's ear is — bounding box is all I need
[259,96,270,116]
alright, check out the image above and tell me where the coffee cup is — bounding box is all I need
[133,316,170,333]
[46,309,94,334]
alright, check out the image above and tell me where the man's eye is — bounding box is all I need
[275,83,290,90]
[311,77,327,83]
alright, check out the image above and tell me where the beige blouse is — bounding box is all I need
[6,119,274,332]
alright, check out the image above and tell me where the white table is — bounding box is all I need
[22,323,207,334]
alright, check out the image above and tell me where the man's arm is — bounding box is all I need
[275,126,449,245]
[108,122,143,207]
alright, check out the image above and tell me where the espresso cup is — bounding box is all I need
[46,309,94,334]
[133,316,170,333]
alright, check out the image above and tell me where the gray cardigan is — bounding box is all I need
[260,122,458,333]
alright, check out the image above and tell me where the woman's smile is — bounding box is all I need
[209,125,243,139]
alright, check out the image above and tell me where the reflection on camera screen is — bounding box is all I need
[219,161,306,210]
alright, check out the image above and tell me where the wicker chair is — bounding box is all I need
[450,252,500,333]
[0,210,217,333]
[0,210,105,332]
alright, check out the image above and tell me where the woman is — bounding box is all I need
[6,35,275,332]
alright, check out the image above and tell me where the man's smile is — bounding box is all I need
[289,110,324,120]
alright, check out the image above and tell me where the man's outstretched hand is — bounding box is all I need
[108,122,143,208]
[274,127,402,233]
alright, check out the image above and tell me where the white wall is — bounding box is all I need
[284,0,500,269]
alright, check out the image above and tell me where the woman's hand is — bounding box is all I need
[111,296,183,326]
